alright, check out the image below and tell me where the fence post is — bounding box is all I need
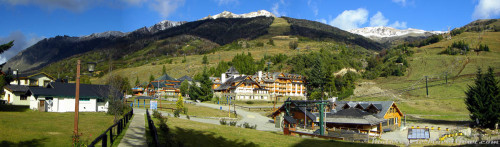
[102,133,107,147]
[110,128,113,145]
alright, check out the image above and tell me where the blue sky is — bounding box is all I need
[1,0,500,63]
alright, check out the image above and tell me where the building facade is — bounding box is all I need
[212,67,307,101]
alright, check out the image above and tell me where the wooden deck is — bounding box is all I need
[289,130,344,140]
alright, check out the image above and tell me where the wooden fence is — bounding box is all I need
[146,109,160,147]
[88,109,134,147]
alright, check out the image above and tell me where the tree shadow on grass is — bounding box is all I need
[0,105,30,112]
[171,127,258,147]
[291,138,396,147]
[0,138,48,147]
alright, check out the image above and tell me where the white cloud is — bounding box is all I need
[392,0,407,6]
[329,8,368,30]
[0,31,44,64]
[389,21,407,29]
[369,11,389,27]
[473,0,500,19]
[316,18,327,24]
[215,0,239,5]
[150,0,185,19]
[272,2,286,17]
[307,0,318,16]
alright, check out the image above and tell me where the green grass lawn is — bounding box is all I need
[0,111,115,146]
[127,98,238,118]
[154,116,393,147]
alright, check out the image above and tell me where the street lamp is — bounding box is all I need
[12,69,19,85]
[87,62,96,76]
[74,60,96,142]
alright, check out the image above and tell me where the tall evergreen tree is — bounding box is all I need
[0,40,14,54]
[149,74,155,82]
[135,76,140,86]
[162,65,166,75]
[202,55,209,65]
[189,68,213,101]
[180,79,189,96]
[465,67,500,129]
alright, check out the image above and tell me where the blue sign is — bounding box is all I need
[150,100,157,110]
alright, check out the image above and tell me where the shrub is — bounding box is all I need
[289,41,298,49]
[242,122,257,129]
[229,121,237,126]
[174,109,181,117]
[267,39,275,46]
[183,107,188,115]
[256,42,264,47]
[153,110,162,118]
[219,119,227,125]
[245,101,254,104]
[186,115,190,120]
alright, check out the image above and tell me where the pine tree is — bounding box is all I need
[162,65,166,75]
[149,74,155,82]
[135,76,140,86]
[180,79,189,96]
[0,40,14,54]
[202,55,208,65]
[176,95,184,112]
[465,67,500,129]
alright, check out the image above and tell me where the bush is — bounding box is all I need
[242,122,257,129]
[245,101,254,104]
[267,39,275,46]
[256,42,264,47]
[183,107,188,114]
[174,109,181,117]
[289,41,298,49]
[153,110,162,119]
[186,115,190,120]
[229,121,237,126]
[219,119,227,125]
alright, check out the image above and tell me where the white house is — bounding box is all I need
[26,82,121,112]
[10,72,56,87]
[2,72,56,105]
[3,85,30,105]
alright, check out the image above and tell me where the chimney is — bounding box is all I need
[258,71,262,81]
[221,73,226,83]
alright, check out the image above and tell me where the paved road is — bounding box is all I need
[118,108,147,147]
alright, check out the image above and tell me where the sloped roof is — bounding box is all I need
[29,82,122,99]
[177,75,193,82]
[155,74,177,81]
[334,101,395,118]
[4,85,29,93]
[225,66,239,76]
[214,76,247,91]
[284,116,297,124]
[324,109,385,125]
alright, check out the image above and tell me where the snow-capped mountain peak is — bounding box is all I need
[349,26,445,38]
[147,20,186,34]
[201,10,276,20]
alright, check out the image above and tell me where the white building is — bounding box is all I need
[2,72,55,105]
[23,82,120,112]
[10,72,55,87]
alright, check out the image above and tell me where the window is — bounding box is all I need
[80,98,90,101]
[20,95,27,100]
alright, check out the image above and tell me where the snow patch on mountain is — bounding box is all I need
[201,10,276,20]
[349,26,445,38]
[147,20,186,34]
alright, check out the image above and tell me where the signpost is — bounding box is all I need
[150,100,157,110]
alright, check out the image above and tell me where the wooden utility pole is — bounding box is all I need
[74,60,81,140]
[425,76,429,97]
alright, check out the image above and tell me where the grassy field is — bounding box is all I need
[0,111,115,146]
[351,31,500,121]
[154,116,392,147]
[127,98,238,118]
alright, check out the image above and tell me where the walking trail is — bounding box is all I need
[118,108,147,147]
